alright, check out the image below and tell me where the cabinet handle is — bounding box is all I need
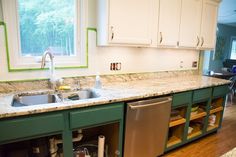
[159,32,163,44]
[111,26,114,40]
[196,36,200,47]
[201,37,204,47]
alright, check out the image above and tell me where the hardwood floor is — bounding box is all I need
[164,102,236,157]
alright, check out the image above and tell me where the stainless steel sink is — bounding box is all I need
[61,89,99,101]
[11,89,100,107]
[12,94,59,107]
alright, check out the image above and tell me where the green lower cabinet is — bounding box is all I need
[0,112,65,145]
[165,85,229,152]
[69,103,124,157]
[165,91,192,151]
[0,103,124,157]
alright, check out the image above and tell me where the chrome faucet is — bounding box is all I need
[41,50,57,89]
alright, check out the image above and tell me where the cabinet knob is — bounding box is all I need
[201,37,204,47]
[196,36,200,47]
[159,32,163,44]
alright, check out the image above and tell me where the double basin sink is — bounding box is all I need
[12,89,99,107]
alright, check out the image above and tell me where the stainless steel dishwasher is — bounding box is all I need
[124,96,172,157]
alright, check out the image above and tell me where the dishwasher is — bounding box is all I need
[124,96,172,157]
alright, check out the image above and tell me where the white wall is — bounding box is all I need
[0,0,200,81]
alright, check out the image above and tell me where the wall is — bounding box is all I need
[0,0,200,81]
[206,24,236,71]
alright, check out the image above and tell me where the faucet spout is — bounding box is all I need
[41,50,56,89]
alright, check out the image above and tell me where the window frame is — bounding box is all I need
[2,0,88,71]
[230,36,236,60]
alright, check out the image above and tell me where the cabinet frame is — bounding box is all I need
[0,103,124,157]
[165,85,229,152]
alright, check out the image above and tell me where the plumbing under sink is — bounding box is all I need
[12,94,59,107]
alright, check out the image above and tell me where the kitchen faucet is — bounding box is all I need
[41,50,58,90]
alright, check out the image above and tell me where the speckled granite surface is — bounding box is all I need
[0,71,230,119]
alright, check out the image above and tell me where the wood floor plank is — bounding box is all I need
[164,103,236,157]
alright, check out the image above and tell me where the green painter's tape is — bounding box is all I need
[0,21,97,72]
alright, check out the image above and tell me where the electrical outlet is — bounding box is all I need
[110,62,121,71]
[192,61,198,68]
[180,61,184,69]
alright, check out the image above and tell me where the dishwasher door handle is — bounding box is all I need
[129,97,172,109]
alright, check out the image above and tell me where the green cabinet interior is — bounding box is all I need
[0,102,124,157]
[165,85,228,152]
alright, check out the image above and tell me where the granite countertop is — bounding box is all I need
[0,75,230,119]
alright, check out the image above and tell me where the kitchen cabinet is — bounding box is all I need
[97,0,154,46]
[199,0,219,49]
[165,85,229,152]
[179,0,203,48]
[166,91,192,151]
[173,0,219,49]
[158,0,181,47]
[97,0,219,50]
[0,103,124,157]
[0,85,229,156]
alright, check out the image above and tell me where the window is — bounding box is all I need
[230,38,236,60]
[19,0,76,57]
[2,0,87,70]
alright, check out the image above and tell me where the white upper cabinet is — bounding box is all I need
[199,0,219,49]
[158,0,181,47]
[97,0,154,46]
[97,0,219,49]
[179,0,203,48]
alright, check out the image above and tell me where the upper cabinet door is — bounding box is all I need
[108,0,153,45]
[200,0,219,49]
[158,0,181,47]
[179,0,203,48]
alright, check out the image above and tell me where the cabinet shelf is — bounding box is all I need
[190,111,207,121]
[169,118,186,128]
[207,125,219,131]
[187,130,202,139]
[210,106,223,114]
[167,136,182,148]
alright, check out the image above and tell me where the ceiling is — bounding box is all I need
[218,0,236,27]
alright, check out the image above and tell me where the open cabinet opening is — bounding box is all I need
[207,112,222,131]
[167,124,185,148]
[190,101,208,121]
[72,122,120,157]
[210,98,224,114]
[166,106,187,148]
[169,107,187,127]
[0,134,62,157]
[187,118,205,140]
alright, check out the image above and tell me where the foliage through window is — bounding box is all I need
[18,0,76,57]
[230,39,236,60]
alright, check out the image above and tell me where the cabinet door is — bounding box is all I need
[108,0,152,45]
[158,0,181,47]
[200,0,219,49]
[179,0,202,48]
